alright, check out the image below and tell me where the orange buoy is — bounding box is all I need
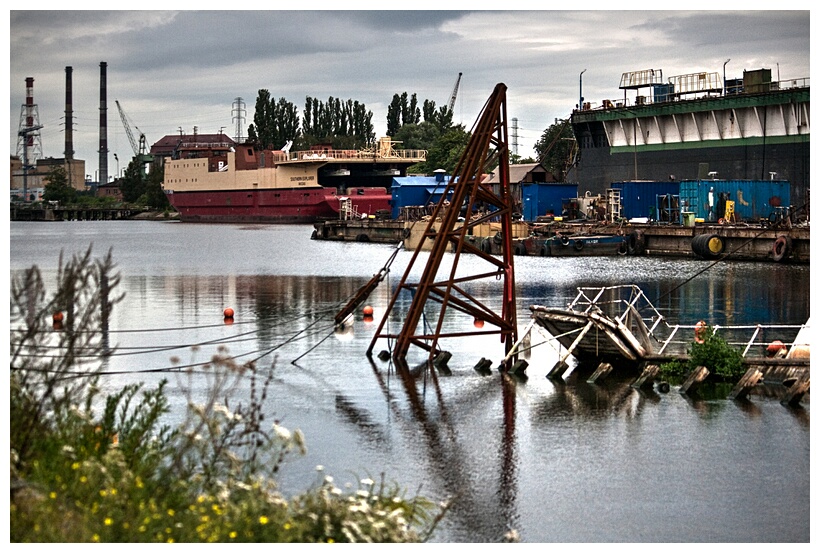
[474,318,485,328]
[223,307,234,318]
[694,320,707,344]
[766,340,786,357]
[52,311,64,323]
[363,305,374,317]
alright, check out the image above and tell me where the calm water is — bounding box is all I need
[9,221,811,542]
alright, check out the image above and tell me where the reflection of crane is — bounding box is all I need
[115,99,153,179]
[448,72,462,112]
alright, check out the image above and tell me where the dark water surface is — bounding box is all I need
[9,221,811,542]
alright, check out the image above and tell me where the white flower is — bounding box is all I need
[360,478,374,487]
[273,423,291,441]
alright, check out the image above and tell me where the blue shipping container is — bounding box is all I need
[611,181,680,221]
[390,176,453,219]
[522,183,579,221]
[678,179,790,222]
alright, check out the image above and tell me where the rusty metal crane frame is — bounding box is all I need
[366,83,518,368]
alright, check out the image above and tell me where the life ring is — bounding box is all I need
[573,239,585,251]
[560,235,570,246]
[694,320,708,344]
[771,235,792,263]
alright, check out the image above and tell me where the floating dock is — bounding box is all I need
[312,218,809,263]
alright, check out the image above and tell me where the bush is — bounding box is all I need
[660,325,745,381]
[10,249,446,542]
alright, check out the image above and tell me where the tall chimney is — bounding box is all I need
[98,61,108,184]
[64,66,74,160]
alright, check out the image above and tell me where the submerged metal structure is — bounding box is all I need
[367,83,519,368]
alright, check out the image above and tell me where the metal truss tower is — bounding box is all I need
[17,77,43,163]
[367,83,519,369]
[232,97,246,143]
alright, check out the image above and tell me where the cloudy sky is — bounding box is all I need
[9,7,811,183]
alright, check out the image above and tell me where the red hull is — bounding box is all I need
[167,187,391,224]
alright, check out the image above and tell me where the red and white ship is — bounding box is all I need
[161,137,425,223]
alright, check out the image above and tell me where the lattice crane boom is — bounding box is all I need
[448,72,462,112]
[115,100,147,156]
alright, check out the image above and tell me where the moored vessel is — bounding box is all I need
[162,137,425,223]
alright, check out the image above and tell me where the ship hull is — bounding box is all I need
[167,187,391,224]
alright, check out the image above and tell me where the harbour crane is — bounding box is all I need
[115,99,153,179]
[448,72,462,112]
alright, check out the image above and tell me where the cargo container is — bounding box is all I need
[390,173,454,219]
[611,181,681,221]
[521,182,579,221]
[678,179,790,223]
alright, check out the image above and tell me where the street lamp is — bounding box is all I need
[579,69,587,110]
[723,58,731,96]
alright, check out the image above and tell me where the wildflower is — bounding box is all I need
[105,518,113,526]
[259,515,269,525]
[273,424,291,441]
[360,478,374,487]
[49,491,56,499]
[92,534,100,542]
[167,509,175,517]
[71,462,80,470]
[229,531,238,539]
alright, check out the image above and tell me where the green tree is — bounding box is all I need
[248,90,300,150]
[42,166,76,205]
[533,118,575,181]
[118,159,146,203]
[410,126,470,174]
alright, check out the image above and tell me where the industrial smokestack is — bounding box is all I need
[64,66,74,160]
[99,61,108,184]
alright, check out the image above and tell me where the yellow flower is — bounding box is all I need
[259,515,269,525]
[105,518,113,526]
[92,534,100,542]
[284,522,291,530]
[167,509,175,517]
[49,491,56,499]
[71,462,80,470]
[229,531,238,539]
[328,539,335,543]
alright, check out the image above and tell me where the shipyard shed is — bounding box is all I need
[678,179,790,223]
[611,181,681,222]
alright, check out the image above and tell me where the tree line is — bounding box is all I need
[244,88,574,178]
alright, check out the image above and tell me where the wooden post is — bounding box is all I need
[727,368,763,400]
[587,362,614,383]
[548,320,593,379]
[679,365,710,395]
[781,372,810,407]
[631,364,660,389]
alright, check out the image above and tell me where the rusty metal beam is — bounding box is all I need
[367,83,518,368]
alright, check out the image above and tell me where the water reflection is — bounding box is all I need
[10,223,810,543]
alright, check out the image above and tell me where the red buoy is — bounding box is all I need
[52,311,64,323]
[766,340,786,357]
[223,307,234,319]
[474,318,485,328]
[363,305,374,317]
